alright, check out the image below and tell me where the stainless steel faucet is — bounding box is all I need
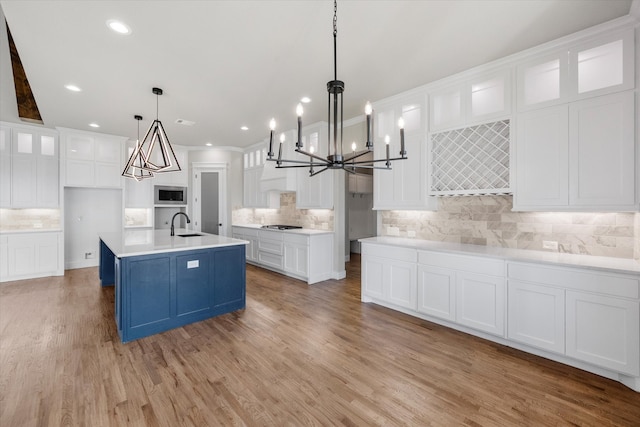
[170,212,191,236]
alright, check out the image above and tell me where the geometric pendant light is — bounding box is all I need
[122,115,154,181]
[138,87,181,173]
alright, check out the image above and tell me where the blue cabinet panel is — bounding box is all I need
[99,239,115,286]
[176,251,211,317]
[213,245,246,312]
[128,256,172,328]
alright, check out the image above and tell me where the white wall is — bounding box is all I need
[64,188,122,269]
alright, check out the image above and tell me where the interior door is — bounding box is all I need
[201,172,219,234]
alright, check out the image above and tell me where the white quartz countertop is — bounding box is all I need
[232,224,334,236]
[100,229,248,258]
[359,236,640,275]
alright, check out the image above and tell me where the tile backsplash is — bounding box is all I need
[381,196,639,260]
[0,209,61,231]
[232,192,333,230]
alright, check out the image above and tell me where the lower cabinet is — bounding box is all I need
[0,231,63,282]
[360,240,640,391]
[362,244,417,310]
[232,226,333,284]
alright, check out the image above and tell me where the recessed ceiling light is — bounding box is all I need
[89,123,100,128]
[300,97,311,103]
[240,126,249,131]
[205,143,212,147]
[65,84,82,92]
[106,19,131,35]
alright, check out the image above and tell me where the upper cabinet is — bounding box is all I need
[0,122,59,208]
[60,128,126,189]
[146,144,188,187]
[373,93,437,211]
[243,144,279,209]
[517,28,634,111]
[429,69,512,132]
[295,122,333,209]
[515,91,635,211]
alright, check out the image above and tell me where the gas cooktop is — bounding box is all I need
[261,225,303,230]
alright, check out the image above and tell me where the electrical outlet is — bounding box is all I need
[321,222,329,230]
[407,230,416,238]
[85,252,95,259]
[542,240,558,251]
[387,226,400,236]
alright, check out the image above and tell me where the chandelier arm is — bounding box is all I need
[343,150,373,162]
[275,163,327,169]
[310,166,330,177]
[294,148,332,164]
[268,158,327,166]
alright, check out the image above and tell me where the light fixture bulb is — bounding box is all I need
[301,97,311,103]
[65,84,81,92]
[385,135,390,145]
[351,142,357,151]
[365,102,373,115]
[398,117,405,129]
[269,118,276,131]
[106,20,131,35]
[280,133,285,143]
[310,146,315,154]
[296,103,304,117]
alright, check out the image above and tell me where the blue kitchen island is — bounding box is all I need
[99,229,248,343]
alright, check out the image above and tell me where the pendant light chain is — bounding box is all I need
[333,0,337,81]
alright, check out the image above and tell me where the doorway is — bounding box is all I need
[192,163,227,236]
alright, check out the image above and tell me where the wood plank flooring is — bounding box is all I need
[1,254,639,426]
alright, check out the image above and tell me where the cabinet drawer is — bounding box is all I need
[258,239,283,255]
[508,262,639,299]
[362,243,416,263]
[419,251,504,276]
[258,251,283,270]
[284,233,308,245]
[258,229,284,241]
[242,228,259,238]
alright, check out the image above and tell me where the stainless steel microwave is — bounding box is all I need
[154,185,187,205]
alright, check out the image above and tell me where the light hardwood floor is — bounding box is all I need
[1,254,639,426]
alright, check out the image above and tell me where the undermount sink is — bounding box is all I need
[177,233,202,237]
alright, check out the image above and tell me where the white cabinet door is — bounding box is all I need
[467,70,512,125]
[66,160,94,187]
[514,105,569,209]
[507,280,565,354]
[35,233,59,273]
[362,255,386,300]
[284,242,309,277]
[569,91,635,208]
[569,29,635,101]
[373,94,436,210]
[10,129,37,207]
[566,291,639,376]
[36,133,59,207]
[7,234,35,277]
[517,51,568,111]
[417,265,456,322]
[295,124,333,209]
[456,272,505,336]
[429,84,465,132]
[387,259,418,310]
[0,126,11,207]
[95,162,122,188]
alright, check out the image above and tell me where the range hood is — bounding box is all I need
[260,159,296,192]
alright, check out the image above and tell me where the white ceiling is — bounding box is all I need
[0,0,634,149]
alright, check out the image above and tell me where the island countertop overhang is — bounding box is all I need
[99,229,249,258]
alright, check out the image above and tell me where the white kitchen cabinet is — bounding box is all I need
[232,226,258,263]
[516,29,634,111]
[0,126,11,207]
[348,174,372,194]
[569,91,635,207]
[569,28,635,101]
[151,145,188,186]
[417,265,456,322]
[361,243,417,310]
[233,226,332,284]
[283,234,309,278]
[507,280,565,354]
[515,105,569,208]
[456,272,505,337]
[566,291,639,376]
[514,91,636,211]
[429,69,511,132]
[295,122,333,209]
[1,125,59,208]
[60,128,126,189]
[1,232,63,282]
[373,93,437,210]
[243,146,279,208]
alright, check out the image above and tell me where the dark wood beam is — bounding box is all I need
[6,21,43,124]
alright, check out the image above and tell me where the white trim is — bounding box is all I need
[55,126,128,141]
[630,0,640,19]
[185,145,245,153]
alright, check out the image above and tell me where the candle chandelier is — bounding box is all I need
[122,87,181,180]
[266,0,407,176]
